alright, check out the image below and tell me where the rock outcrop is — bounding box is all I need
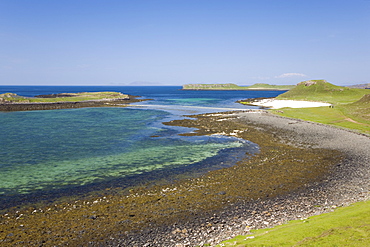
[0,93,144,111]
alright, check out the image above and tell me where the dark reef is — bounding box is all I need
[0,96,145,111]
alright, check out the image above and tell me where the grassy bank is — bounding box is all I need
[269,80,370,135]
[0,92,129,103]
[219,200,370,246]
[276,80,368,104]
[271,106,370,135]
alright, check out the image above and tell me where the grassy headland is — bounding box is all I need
[276,80,368,104]
[219,200,370,246]
[272,80,370,135]
[182,83,294,91]
[0,92,129,103]
[0,92,144,111]
[237,80,370,135]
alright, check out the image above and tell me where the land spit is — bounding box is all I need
[0,95,145,111]
[1,111,369,246]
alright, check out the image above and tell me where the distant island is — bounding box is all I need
[0,91,144,111]
[182,83,295,91]
[347,83,370,89]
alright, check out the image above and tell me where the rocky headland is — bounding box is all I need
[0,92,146,111]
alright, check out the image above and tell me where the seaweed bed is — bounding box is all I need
[1,111,369,246]
[0,95,145,111]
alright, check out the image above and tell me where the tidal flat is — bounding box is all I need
[1,111,369,246]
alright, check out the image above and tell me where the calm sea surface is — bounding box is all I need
[0,86,284,205]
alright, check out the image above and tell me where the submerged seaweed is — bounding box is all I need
[0,112,342,246]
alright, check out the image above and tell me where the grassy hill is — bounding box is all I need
[219,200,370,246]
[269,80,370,134]
[0,92,135,111]
[340,94,370,127]
[277,80,369,104]
[0,92,129,103]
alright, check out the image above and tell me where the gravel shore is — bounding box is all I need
[115,111,370,246]
[1,111,369,246]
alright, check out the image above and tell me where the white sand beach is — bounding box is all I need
[251,99,332,109]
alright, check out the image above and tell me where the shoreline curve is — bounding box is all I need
[1,110,369,246]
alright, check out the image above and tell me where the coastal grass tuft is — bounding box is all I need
[341,94,370,123]
[31,92,129,103]
[218,200,370,246]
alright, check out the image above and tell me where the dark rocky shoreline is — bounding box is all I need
[0,95,145,111]
[1,111,369,246]
[109,111,370,246]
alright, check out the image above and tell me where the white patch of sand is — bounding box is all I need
[252,99,331,109]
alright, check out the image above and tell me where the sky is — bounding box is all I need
[0,0,369,86]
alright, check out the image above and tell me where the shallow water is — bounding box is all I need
[0,86,284,200]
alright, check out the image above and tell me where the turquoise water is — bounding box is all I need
[0,107,253,195]
[0,86,284,202]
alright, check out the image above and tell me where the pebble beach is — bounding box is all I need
[116,111,370,246]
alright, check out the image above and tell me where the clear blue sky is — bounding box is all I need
[1,0,369,86]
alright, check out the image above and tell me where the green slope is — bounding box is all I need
[0,92,129,103]
[276,80,368,104]
[219,200,370,247]
[340,94,370,125]
[270,80,370,134]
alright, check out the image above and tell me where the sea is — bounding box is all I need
[0,86,285,209]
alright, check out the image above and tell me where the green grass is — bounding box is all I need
[277,80,369,104]
[0,92,128,103]
[218,200,370,247]
[272,106,370,135]
[341,94,370,124]
[270,80,370,135]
